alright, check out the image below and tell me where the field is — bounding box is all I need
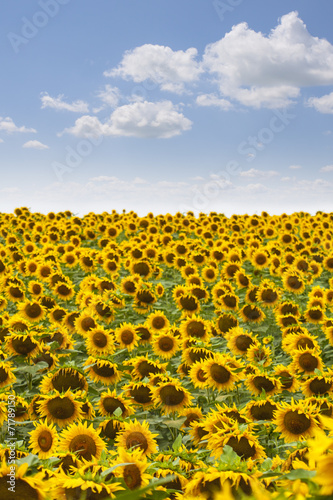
[1,207,333,500]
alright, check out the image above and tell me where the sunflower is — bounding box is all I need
[143,311,168,336]
[179,406,204,428]
[202,354,241,392]
[85,357,121,385]
[74,312,98,336]
[274,365,299,392]
[273,399,321,443]
[40,367,88,393]
[114,322,139,351]
[323,254,333,272]
[53,281,75,301]
[176,293,200,316]
[99,418,125,441]
[17,300,45,323]
[201,266,218,283]
[152,378,193,414]
[0,462,45,500]
[282,269,306,294]
[180,315,211,342]
[5,332,40,358]
[246,344,272,367]
[235,271,251,289]
[130,355,166,380]
[12,396,30,422]
[0,361,16,388]
[59,421,105,461]
[282,331,319,354]
[251,249,269,270]
[301,374,333,398]
[135,324,153,344]
[38,389,84,427]
[134,285,157,313]
[189,361,209,389]
[245,398,278,422]
[85,327,115,356]
[239,304,266,323]
[245,371,281,396]
[227,327,258,356]
[120,276,138,295]
[123,381,154,407]
[115,419,158,456]
[98,389,134,418]
[215,313,238,336]
[208,426,266,461]
[303,306,326,324]
[256,283,280,308]
[113,447,151,490]
[290,348,324,375]
[152,332,180,359]
[28,419,59,459]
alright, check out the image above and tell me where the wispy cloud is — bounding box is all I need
[23,140,49,150]
[0,116,36,133]
[41,92,89,113]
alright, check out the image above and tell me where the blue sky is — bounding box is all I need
[1,0,333,216]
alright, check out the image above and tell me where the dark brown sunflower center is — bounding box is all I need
[226,436,256,459]
[57,284,71,296]
[25,303,42,318]
[126,431,148,452]
[95,303,113,317]
[179,296,198,311]
[81,317,96,332]
[159,385,185,406]
[253,376,275,393]
[195,369,207,382]
[11,336,37,355]
[255,255,266,265]
[309,378,332,394]
[70,434,97,460]
[130,386,153,404]
[235,334,254,351]
[152,317,166,329]
[287,276,302,290]
[250,402,277,421]
[124,281,136,293]
[209,364,231,384]
[186,321,205,338]
[217,315,238,334]
[222,294,237,308]
[0,477,39,500]
[102,420,122,440]
[326,258,333,269]
[38,430,53,452]
[277,370,294,389]
[298,353,319,371]
[103,397,126,415]
[133,262,150,276]
[121,330,134,345]
[242,306,261,320]
[123,464,142,489]
[261,289,278,303]
[136,290,155,304]
[52,370,86,392]
[92,364,115,378]
[283,411,311,435]
[137,361,161,377]
[297,338,315,349]
[158,337,174,352]
[9,286,24,298]
[92,331,108,348]
[308,309,323,320]
[0,367,9,383]
[47,397,75,419]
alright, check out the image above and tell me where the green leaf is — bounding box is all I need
[280,469,317,480]
[172,434,182,452]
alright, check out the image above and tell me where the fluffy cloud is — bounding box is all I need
[22,140,49,150]
[0,117,36,133]
[202,11,333,108]
[41,92,89,113]
[61,100,192,139]
[196,93,233,110]
[95,85,121,110]
[105,44,202,93]
[289,165,302,170]
[307,92,333,114]
[240,169,279,178]
[320,165,333,172]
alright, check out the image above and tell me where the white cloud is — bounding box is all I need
[0,116,36,133]
[95,85,120,110]
[105,44,202,93]
[281,176,291,181]
[61,101,192,139]
[307,92,333,114]
[0,138,4,143]
[41,92,89,113]
[320,165,333,172]
[289,164,302,170]
[202,11,333,108]
[22,140,49,150]
[240,169,279,178]
[196,93,233,110]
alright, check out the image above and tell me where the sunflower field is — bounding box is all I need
[1,207,333,500]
